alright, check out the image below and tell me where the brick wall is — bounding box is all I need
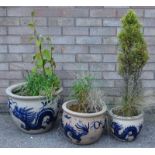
[0,6,155,110]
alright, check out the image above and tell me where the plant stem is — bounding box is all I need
[39,43,46,76]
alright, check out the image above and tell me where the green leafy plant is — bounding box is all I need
[70,75,106,113]
[70,75,92,112]
[14,11,60,98]
[116,9,149,116]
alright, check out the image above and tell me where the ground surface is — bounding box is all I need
[0,113,155,148]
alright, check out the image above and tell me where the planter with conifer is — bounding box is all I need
[110,10,149,142]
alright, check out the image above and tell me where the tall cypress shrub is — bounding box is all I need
[117,10,149,116]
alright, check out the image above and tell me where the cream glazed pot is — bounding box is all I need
[6,82,63,134]
[62,100,107,145]
[109,107,144,142]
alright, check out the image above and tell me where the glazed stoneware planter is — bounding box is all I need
[109,107,144,142]
[62,100,107,145]
[6,82,63,134]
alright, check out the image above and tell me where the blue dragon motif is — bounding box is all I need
[63,120,105,143]
[63,122,89,143]
[8,99,57,131]
[111,122,143,141]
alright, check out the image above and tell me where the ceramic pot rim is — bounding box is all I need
[62,100,107,118]
[109,106,144,120]
[6,82,63,100]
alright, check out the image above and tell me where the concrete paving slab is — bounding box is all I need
[0,113,154,148]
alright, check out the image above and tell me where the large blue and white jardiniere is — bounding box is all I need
[62,100,107,145]
[6,82,63,134]
[109,107,144,142]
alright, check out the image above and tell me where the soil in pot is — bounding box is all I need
[112,106,140,117]
[12,85,28,96]
[68,102,102,113]
[113,108,140,117]
[12,84,60,97]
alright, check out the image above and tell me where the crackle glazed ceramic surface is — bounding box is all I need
[109,107,144,142]
[62,100,107,145]
[6,82,63,134]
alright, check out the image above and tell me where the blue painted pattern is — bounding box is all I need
[64,114,71,119]
[111,122,143,141]
[64,122,89,143]
[63,119,104,143]
[8,99,57,131]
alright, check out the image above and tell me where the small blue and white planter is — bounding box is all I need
[6,82,63,134]
[109,107,144,142]
[62,100,107,145]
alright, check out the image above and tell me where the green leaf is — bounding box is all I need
[33,55,36,60]
[31,11,36,17]
[43,49,51,61]
[28,22,34,29]
[36,59,43,67]
[34,52,42,67]
[35,40,41,47]
[31,67,37,73]
[45,67,52,76]
[34,52,41,59]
